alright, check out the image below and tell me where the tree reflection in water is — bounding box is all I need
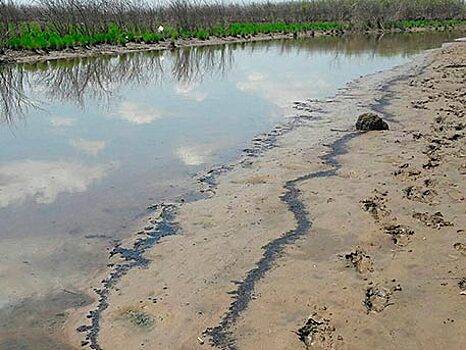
[0,45,233,125]
[0,30,461,125]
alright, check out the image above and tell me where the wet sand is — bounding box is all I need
[64,41,466,349]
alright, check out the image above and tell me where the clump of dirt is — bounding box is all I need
[363,285,397,313]
[344,247,374,276]
[297,313,337,349]
[413,211,453,229]
[361,191,389,220]
[384,224,414,246]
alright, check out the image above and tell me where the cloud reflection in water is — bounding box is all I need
[0,160,113,207]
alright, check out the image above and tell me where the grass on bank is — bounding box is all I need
[1,0,466,51]
[2,19,465,51]
[3,22,346,50]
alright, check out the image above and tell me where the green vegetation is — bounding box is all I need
[4,19,466,51]
[3,22,350,50]
[1,0,465,51]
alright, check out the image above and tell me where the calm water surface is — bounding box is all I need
[0,31,463,348]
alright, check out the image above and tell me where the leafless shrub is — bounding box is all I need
[0,64,36,124]
[0,43,232,123]
[0,0,464,42]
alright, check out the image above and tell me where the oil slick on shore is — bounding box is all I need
[0,31,464,349]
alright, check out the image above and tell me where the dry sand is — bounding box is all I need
[65,41,465,350]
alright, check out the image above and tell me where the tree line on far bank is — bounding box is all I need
[0,0,465,50]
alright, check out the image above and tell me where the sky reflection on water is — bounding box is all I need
[0,32,463,318]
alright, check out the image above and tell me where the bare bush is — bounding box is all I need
[0,0,465,45]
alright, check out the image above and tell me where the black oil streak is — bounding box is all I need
[205,132,359,350]
[76,63,398,348]
[77,108,314,350]
[371,75,405,124]
[77,204,178,350]
[204,57,415,349]
[371,63,426,123]
[198,114,317,194]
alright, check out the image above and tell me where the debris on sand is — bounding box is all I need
[355,113,389,131]
[458,278,466,292]
[423,156,441,169]
[361,191,389,220]
[361,198,381,215]
[384,224,414,246]
[344,247,374,276]
[402,185,436,202]
[363,286,393,313]
[297,313,336,349]
[393,162,410,174]
[411,99,429,109]
[393,163,421,177]
[448,133,463,141]
[453,243,466,255]
[413,211,453,229]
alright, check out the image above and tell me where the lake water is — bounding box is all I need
[0,31,463,348]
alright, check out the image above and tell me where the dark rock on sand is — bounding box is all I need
[355,113,389,131]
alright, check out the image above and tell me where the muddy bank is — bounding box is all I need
[1,26,464,65]
[63,37,465,349]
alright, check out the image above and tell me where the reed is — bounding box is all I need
[1,0,465,50]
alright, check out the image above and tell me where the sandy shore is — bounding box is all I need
[65,41,465,349]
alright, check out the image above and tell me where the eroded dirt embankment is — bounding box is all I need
[65,42,465,350]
